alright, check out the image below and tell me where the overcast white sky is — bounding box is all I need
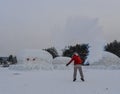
[0,0,120,56]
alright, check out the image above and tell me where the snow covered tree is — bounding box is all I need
[104,40,120,57]
[62,44,89,63]
[44,47,59,58]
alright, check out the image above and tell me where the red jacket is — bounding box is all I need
[67,54,83,65]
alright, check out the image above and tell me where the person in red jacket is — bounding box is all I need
[66,52,84,82]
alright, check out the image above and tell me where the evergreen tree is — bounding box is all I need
[44,47,59,58]
[62,44,89,62]
[104,40,120,57]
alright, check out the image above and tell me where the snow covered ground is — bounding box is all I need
[0,67,120,94]
[0,51,120,94]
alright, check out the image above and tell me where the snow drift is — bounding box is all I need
[9,49,53,71]
[88,51,120,69]
[8,49,120,71]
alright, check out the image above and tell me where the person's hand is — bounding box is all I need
[66,63,69,66]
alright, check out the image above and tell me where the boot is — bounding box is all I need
[73,78,76,82]
[81,78,85,81]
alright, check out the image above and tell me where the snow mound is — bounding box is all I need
[89,51,120,69]
[9,49,53,71]
[52,57,73,70]
[17,49,53,64]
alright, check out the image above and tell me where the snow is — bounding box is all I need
[87,51,120,70]
[0,51,120,94]
[9,50,120,71]
[11,49,53,71]
[0,68,120,94]
[17,49,53,64]
[52,57,72,70]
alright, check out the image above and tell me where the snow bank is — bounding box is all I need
[8,49,120,71]
[87,52,120,69]
[52,57,73,70]
[9,49,53,71]
[17,49,53,64]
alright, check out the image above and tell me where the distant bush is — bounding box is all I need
[104,40,120,57]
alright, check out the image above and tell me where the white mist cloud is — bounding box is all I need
[53,16,105,63]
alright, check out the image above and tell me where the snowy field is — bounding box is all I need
[0,51,120,94]
[0,67,120,94]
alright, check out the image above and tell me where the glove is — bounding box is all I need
[66,63,69,66]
